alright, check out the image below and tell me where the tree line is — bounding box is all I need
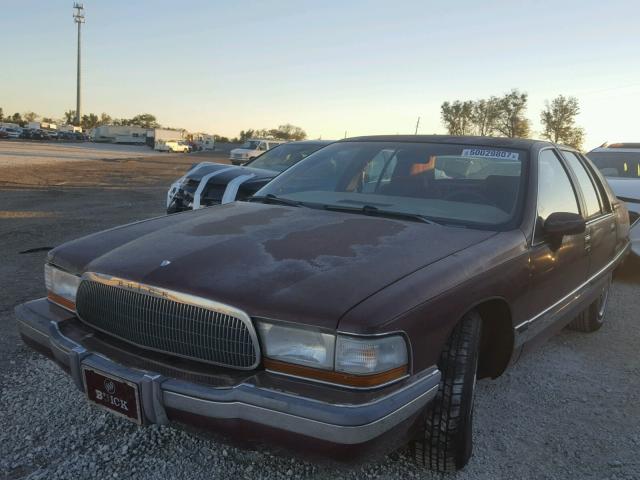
[0,108,161,130]
[440,89,585,149]
[0,107,308,144]
[235,124,307,142]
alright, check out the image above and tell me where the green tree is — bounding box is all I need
[23,111,38,123]
[540,95,584,150]
[80,113,100,130]
[41,117,54,123]
[471,97,501,136]
[495,89,531,138]
[441,100,475,135]
[273,123,307,140]
[63,110,76,124]
[99,112,112,125]
[10,112,24,126]
[238,129,255,142]
[0,107,3,121]
[128,113,159,128]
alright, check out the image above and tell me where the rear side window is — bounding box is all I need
[536,150,580,240]
[562,151,602,218]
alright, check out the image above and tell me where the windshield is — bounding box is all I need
[247,143,325,172]
[240,140,261,150]
[588,151,640,178]
[255,141,527,229]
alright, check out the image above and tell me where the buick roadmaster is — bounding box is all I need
[16,136,630,471]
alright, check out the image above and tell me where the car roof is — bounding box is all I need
[339,134,554,150]
[286,140,334,145]
[589,144,640,153]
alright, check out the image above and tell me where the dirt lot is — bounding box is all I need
[0,142,639,480]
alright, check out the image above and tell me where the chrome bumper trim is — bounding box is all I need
[16,299,440,444]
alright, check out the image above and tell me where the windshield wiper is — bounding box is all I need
[250,194,303,207]
[322,204,438,225]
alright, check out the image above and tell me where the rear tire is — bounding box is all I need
[411,311,481,472]
[568,274,611,332]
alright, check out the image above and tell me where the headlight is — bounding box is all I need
[257,321,408,388]
[44,264,81,311]
[257,322,335,370]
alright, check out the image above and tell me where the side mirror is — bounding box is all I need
[543,212,586,238]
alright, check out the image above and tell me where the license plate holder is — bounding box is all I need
[82,366,142,425]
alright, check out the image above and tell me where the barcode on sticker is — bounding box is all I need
[461,149,519,160]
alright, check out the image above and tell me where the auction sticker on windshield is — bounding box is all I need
[461,149,520,160]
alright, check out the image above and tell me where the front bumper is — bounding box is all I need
[16,299,440,449]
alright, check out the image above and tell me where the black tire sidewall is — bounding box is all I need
[453,313,481,469]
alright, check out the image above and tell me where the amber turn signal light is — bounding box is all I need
[263,358,408,388]
[47,291,76,312]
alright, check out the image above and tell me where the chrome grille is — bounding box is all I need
[75,275,259,369]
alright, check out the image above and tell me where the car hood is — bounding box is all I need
[49,202,496,330]
[184,163,276,184]
[230,148,255,155]
[606,177,640,214]
[606,177,640,199]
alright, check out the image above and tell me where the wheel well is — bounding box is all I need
[474,299,514,379]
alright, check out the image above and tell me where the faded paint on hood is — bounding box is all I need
[49,202,497,330]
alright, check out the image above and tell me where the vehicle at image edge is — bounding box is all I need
[157,140,191,153]
[587,142,640,258]
[16,136,630,472]
[166,140,333,213]
[229,138,286,165]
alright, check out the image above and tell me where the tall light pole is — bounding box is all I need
[73,3,85,126]
[414,116,421,135]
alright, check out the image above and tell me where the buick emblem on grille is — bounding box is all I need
[160,260,171,267]
[103,379,116,395]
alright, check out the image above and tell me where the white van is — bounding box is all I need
[157,139,191,153]
[229,139,286,165]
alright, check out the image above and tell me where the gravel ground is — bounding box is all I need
[0,141,157,168]
[1,148,639,480]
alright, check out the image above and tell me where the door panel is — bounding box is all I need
[562,150,618,277]
[523,233,589,344]
[519,149,589,347]
[586,214,617,275]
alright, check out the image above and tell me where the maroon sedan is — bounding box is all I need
[16,136,630,471]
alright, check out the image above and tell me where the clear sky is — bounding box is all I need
[2,0,639,149]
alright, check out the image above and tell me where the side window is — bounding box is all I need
[562,151,603,218]
[258,142,267,151]
[536,150,580,241]
[580,153,611,212]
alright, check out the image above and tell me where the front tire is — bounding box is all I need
[411,311,481,472]
[568,274,611,332]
